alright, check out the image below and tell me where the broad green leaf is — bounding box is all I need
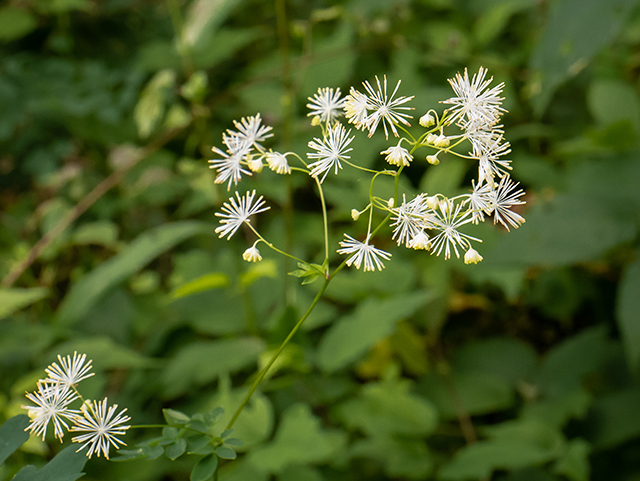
[522,390,592,428]
[163,408,190,426]
[12,445,87,481]
[0,288,49,320]
[0,415,30,465]
[338,378,438,437]
[169,272,229,300]
[190,454,219,481]
[56,221,213,326]
[534,325,608,398]
[439,421,565,481]
[162,338,265,398]
[529,0,637,116]
[247,403,346,473]
[134,69,176,138]
[553,439,591,481]
[215,446,237,460]
[49,337,157,369]
[587,387,640,450]
[418,371,514,419]
[616,255,640,370]
[587,80,640,132]
[0,7,37,42]
[452,337,537,386]
[350,435,434,480]
[317,291,432,372]
[165,438,187,461]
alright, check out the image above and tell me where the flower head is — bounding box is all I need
[215,190,270,240]
[266,152,291,175]
[70,398,131,459]
[429,200,481,260]
[307,123,354,183]
[343,87,370,130]
[464,247,483,264]
[22,381,79,442]
[44,352,94,388]
[390,194,435,247]
[381,143,413,167]
[361,76,414,139]
[337,234,391,271]
[442,67,506,131]
[307,87,346,124]
[485,175,526,231]
[209,133,253,190]
[243,246,262,262]
[227,113,273,150]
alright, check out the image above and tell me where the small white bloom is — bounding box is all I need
[227,113,273,150]
[409,230,431,250]
[344,87,371,130]
[429,201,481,260]
[390,194,435,247]
[433,134,450,148]
[464,247,483,264]
[209,134,253,190]
[242,246,262,262]
[419,112,435,128]
[442,67,506,131]
[266,152,291,175]
[485,175,526,231]
[215,190,270,240]
[467,180,492,224]
[362,75,414,139]
[426,195,440,210]
[22,381,79,442]
[307,123,355,183]
[337,234,392,272]
[426,154,440,165]
[70,398,131,459]
[381,143,413,167]
[247,156,264,173]
[307,87,346,124]
[44,352,94,388]
[351,209,360,221]
[426,133,438,144]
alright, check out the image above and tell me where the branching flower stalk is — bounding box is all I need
[209,67,526,431]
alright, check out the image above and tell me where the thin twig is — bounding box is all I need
[1,128,183,288]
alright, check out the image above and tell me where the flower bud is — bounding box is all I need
[464,247,483,264]
[419,113,435,128]
[426,154,439,165]
[426,133,437,144]
[387,198,395,209]
[434,134,450,148]
[242,246,262,262]
[247,157,264,173]
[351,209,360,221]
[426,195,439,210]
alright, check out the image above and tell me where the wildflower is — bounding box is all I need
[433,134,450,148]
[351,209,360,221]
[307,87,346,124]
[390,194,434,247]
[361,76,414,139]
[247,156,264,173]
[22,381,79,442]
[242,246,262,262]
[464,247,483,264]
[266,152,291,175]
[307,123,354,183]
[227,113,273,150]
[426,133,438,144]
[337,234,392,271]
[485,175,526,231]
[44,352,94,388]
[429,201,481,260]
[442,67,506,130]
[215,190,270,240]
[467,180,492,224]
[426,154,440,165]
[70,398,131,459]
[209,134,253,190]
[419,112,435,128]
[409,230,431,250]
[469,129,512,186]
[381,143,413,167]
[344,87,371,130]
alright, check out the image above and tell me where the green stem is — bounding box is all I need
[225,276,332,431]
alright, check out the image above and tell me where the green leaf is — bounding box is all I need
[182,0,242,49]
[338,378,439,437]
[0,288,50,320]
[350,435,434,479]
[187,435,214,455]
[163,408,191,426]
[587,79,640,131]
[134,69,177,138]
[0,7,37,42]
[12,445,87,481]
[56,221,213,326]
[553,439,591,481]
[49,337,157,369]
[215,446,237,460]
[317,291,433,372]
[162,338,265,398]
[169,272,229,300]
[247,403,346,473]
[0,415,30,466]
[529,0,637,116]
[616,255,640,370]
[587,387,640,450]
[190,454,219,481]
[165,438,187,461]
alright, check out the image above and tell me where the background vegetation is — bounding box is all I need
[1,0,640,479]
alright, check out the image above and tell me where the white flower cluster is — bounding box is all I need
[22,352,131,459]
[209,67,525,272]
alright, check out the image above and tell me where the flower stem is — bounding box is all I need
[225,276,332,431]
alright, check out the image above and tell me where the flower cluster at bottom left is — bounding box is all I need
[21,352,131,459]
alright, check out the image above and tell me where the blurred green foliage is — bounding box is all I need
[1,0,640,480]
